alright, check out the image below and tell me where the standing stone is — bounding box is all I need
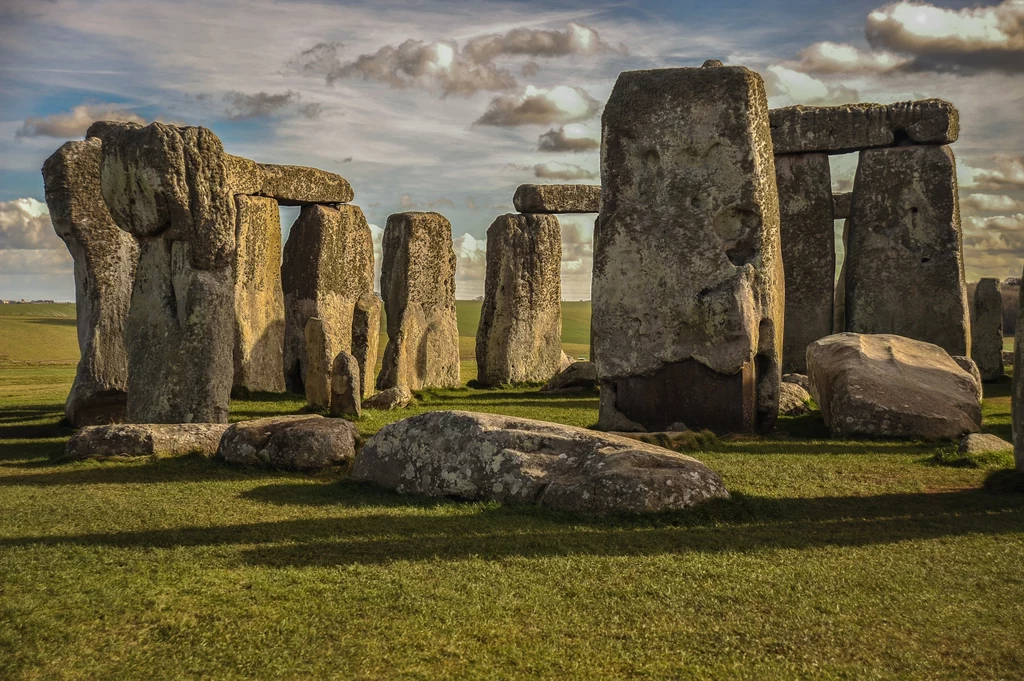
[1014,271,1024,470]
[833,219,849,334]
[282,203,374,393]
[42,138,138,426]
[845,145,970,357]
[972,277,1004,381]
[377,212,461,391]
[232,195,285,394]
[330,351,362,418]
[476,213,562,385]
[776,153,834,374]
[304,317,331,409]
[592,65,783,434]
[90,121,235,423]
[351,292,382,398]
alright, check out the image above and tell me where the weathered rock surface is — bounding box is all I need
[845,145,970,357]
[304,317,331,409]
[559,351,574,371]
[224,154,264,194]
[351,292,382,398]
[807,333,981,439]
[330,351,362,418]
[257,163,354,205]
[959,432,1012,455]
[951,355,983,397]
[352,411,730,513]
[363,386,414,411]
[89,121,236,270]
[779,382,811,416]
[61,423,228,461]
[217,415,357,472]
[377,212,461,390]
[512,184,601,214]
[972,277,1004,381]
[782,373,811,392]
[832,192,852,220]
[1016,273,1024,470]
[282,203,374,393]
[541,361,598,393]
[769,100,959,155]
[43,138,138,426]
[476,213,562,385]
[833,219,849,334]
[592,66,783,434]
[776,153,835,373]
[232,195,285,393]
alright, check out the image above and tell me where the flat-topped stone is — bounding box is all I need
[832,192,852,220]
[217,415,358,472]
[257,163,353,205]
[770,99,959,155]
[61,423,228,461]
[512,184,601,213]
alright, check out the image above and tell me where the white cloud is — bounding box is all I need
[0,198,62,250]
[476,85,601,126]
[223,90,322,120]
[763,65,859,106]
[0,248,73,275]
[537,124,600,152]
[532,161,597,181]
[960,155,1024,190]
[453,231,488,297]
[963,212,1024,279]
[791,41,910,74]
[16,103,147,138]
[961,192,1024,213]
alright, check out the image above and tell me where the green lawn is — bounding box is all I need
[1,304,1023,680]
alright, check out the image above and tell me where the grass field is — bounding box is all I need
[1,304,1023,680]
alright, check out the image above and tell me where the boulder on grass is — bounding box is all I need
[782,373,810,392]
[352,411,730,513]
[951,355,983,398]
[807,333,981,440]
[958,433,1012,455]
[61,423,228,461]
[217,415,357,472]
[329,351,362,419]
[363,386,413,411]
[541,361,597,393]
[779,382,811,416]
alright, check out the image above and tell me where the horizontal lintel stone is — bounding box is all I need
[513,184,600,213]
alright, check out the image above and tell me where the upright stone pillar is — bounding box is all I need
[476,213,562,385]
[377,211,461,391]
[1014,268,1024,471]
[972,277,1004,381]
[351,292,382,398]
[232,195,285,394]
[42,138,138,426]
[89,121,236,423]
[592,64,784,433]
[833,219,849,334]
[282,204,374,393]
[845,145,970,357]
[775,153,834,373]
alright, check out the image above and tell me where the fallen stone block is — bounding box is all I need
[61,423,228,461]
[217,415,358,472]
[352,411,730,513]
[512,184,601,213]
[363,386,414,411]
[541,361,597,393]
[779,382,811,416]
[807,333,981,440]
[959,433,1012,456]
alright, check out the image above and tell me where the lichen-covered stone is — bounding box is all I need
[43,138,138,426]
[217,415,357,472]
[776,153,835,373]
[541,361,597,393]
[951,355,983,398]
[352,411,730,514]
[351,292,382,398]
[972,277,1004,381]
[476,213,562,385]
[377,212,461,390]
[845,145,970,357]
[232,195,285,393]
[778,382,811,416]
[257,163,354,206]
[330,351,362,418]
[512,184,601,213]
[88,121,235,270]
[769,100,959,155]
[363,386,413,411]
[807,333,981,440]
[959,432,1012,455]
[224,154,265,194]
[61,423,228,461]
[593,66,783,434]
[304,317,331,409]
[125,238,234,423]
[782,373,810,392]
[282,203,374,393]
[832,192,852,220]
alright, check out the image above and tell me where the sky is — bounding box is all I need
[1,0,1023,301]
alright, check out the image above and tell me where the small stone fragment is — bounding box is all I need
[951,355,983,397]
[958,432,1012,456]
[778,382,811,416]
[330,351,362,418]
[512,185,601,213]
[782,373,811,392]
[541,361,598,393]
[217,415,357,472]
[363,386,414,411]
[61,423,228,461]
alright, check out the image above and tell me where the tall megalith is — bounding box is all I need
[592,64,784,433]
[42,138,139,426]
[476,213,563,385]
[972,277,1004,381]
[377,212,461,391]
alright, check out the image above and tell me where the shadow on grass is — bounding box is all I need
[1,480,1021,566]
[26,317,77,327]
[0,453,276,486]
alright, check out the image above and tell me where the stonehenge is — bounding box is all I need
[592,64,784,434]
[971,277,1004,381]
[377,212,461,391]
[42,138,138,426]
[512,184,600,214]
[476,213,562,385]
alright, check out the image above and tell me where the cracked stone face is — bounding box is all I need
[352,410,730,513]
[592,66,783,434]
